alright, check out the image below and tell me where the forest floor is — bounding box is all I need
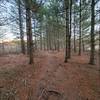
[0,51,100,100]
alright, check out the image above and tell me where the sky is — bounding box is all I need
[0,1,18,42]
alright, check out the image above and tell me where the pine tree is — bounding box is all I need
[25,0,33,64]
[64,0,69,63]
[89,0,95,65]
[18,0,25,54]
[79,0,82,56]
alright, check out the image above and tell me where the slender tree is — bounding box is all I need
[73,9,76,53]
[18,0,25,54]
[99,10,100,69]
[64,0,69,63]
[73,2,77,53]
[25,0,33,64]
[40,23,43,50]
[79,0,82,56]
[89,0,95,65]
[68,0,72,58]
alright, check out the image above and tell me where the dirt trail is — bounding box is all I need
[31,52,100,100]
[0,52,100,100]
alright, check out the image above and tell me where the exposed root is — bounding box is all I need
[38,88,64,100]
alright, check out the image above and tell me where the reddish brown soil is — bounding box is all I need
[0,51,100,100]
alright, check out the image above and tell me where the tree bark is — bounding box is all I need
[64,0,69,63]
[40,23,42,50]
[26,8,33,64]
[73,5,76,53]
[68,0,72,58]
[79,0,82,56]
[18,0,25,54]
[82,38,85,52]
[89,0,95,65]
[99,12,100,69]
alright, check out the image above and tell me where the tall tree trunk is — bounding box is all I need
[64,0,69,63]
[46,23,49,50]
[57,30,60,52]
[74,26,76,53]
[56,8,60,52]
[33,19,37,50]
[43,36,46,51]
[79,0,82,56]
[40,33,42,50]
[68,0,72,58]
[82,38,85,52]
[40,23,42,50]
[89,0,95,65]
[73,5,76,53]
[48,29,52,50]
[99,27,100,66]
[99,12,100,69]
[54,30,57,51]
[26,8,33,64]
[18,0,25,54]
[26,15,30,54]
[57,22,60,52]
